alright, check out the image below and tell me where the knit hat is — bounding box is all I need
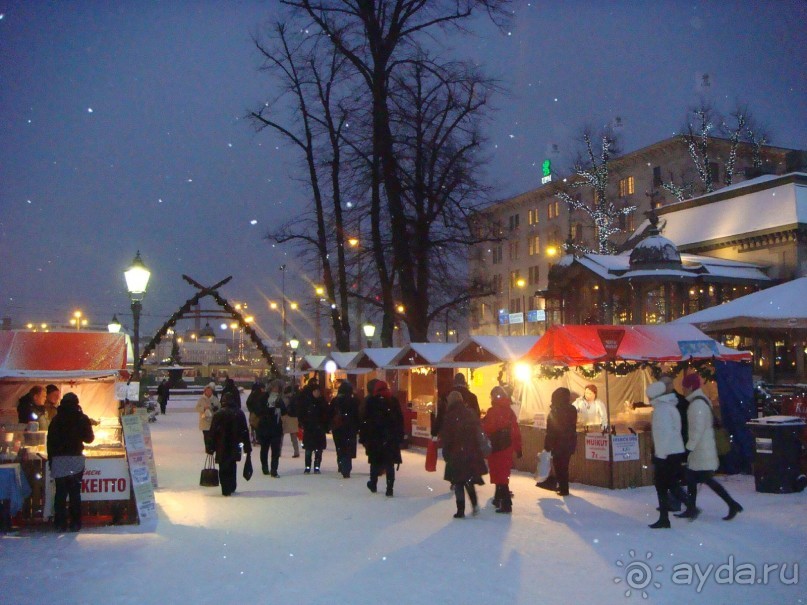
[373,380,392,398]
[681,373,701,391]
[646,381,666,400]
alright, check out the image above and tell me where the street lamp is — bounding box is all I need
[70,310,88,331]
[516,277,527,335]
[108,315,122,333]
[124,251,151,381]
[289,337,299,375]
[362,323,376,348]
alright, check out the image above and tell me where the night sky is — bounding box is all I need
[1,1,805,345]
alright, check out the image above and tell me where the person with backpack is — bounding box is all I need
[481,386,522,514]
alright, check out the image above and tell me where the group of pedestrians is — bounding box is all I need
[647,373,743,528]
[433,374,523,519]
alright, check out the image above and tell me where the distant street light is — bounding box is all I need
[124,251,151,381]
[70,310,88,331]
[289,337,300,375]
[362,323,376,348]
[107,315,122,333]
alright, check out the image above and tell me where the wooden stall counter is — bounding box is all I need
[513,424,654,489]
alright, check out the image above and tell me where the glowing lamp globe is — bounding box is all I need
[124,251,151,296]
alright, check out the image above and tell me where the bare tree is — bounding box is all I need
[280,0,510,345]
[247,23,355,351]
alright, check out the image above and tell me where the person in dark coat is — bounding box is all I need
[245,382,265,445]
[329,381,361,478]
[221,377,242,408]
[439,391,488,518]
[299,379,329,474]
[482,386,522,513]
[452,373,481,418]
[17,385,46,424]
[254,380,287,477]
[544,387,578,496]
[46,392,94,531]
[208,391,251,496]
[156,379,170,414]
[360,380,404,497]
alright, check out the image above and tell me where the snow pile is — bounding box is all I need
[1,397,805,604]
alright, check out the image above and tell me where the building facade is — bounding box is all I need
[470,137,803,335]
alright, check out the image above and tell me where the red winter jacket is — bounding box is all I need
[482,395,522,484]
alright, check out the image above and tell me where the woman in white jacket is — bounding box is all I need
[647,381,688,528]
[195,384,219,452]
[676,373,743,521]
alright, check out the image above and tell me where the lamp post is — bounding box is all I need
[289,337,299,375]
[516,277,527,335]
[107,315,122,333]
[280,264,288,367]
[124,251,151,381]
[362,323,376,349]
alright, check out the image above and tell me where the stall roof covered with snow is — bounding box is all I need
[674,277,807,333]
[346,347,402,370]
[444,335,541,368]
[387,343,458,369]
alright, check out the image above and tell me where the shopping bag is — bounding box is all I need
[425,439,438,472]
[536,450,552,482]
[243,452,253,481]
[200,454,219,487]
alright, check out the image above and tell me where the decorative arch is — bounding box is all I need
[139,275,280,377]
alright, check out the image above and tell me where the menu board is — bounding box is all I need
[121,414,157,523]
[584,434,610,461]
[611,434,640,461]
[134,409,158,488]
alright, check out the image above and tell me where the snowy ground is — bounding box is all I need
[2,396,805,605]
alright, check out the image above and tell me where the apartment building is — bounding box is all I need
[470,136,803,335]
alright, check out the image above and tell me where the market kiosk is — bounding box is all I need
[513,324,752,488]
[0,331,141,527]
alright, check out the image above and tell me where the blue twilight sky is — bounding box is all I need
[1,1,805,345]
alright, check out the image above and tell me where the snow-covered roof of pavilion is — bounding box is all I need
[626,172,807,251]
[443,335,542,368]
[568,251,769,283]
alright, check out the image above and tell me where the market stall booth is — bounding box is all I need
[0,331,140,527]
[515,324,752,488]
[386,343,457,447]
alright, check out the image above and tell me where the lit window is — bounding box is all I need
[528,235,540,256]
[618,176,635,197]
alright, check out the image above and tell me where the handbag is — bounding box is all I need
[425,439,438,472]
[536,450,552,482]
[489,427,512,453]
[242,452,253,481]
[478,428,492,458]
[200,454,219,487]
